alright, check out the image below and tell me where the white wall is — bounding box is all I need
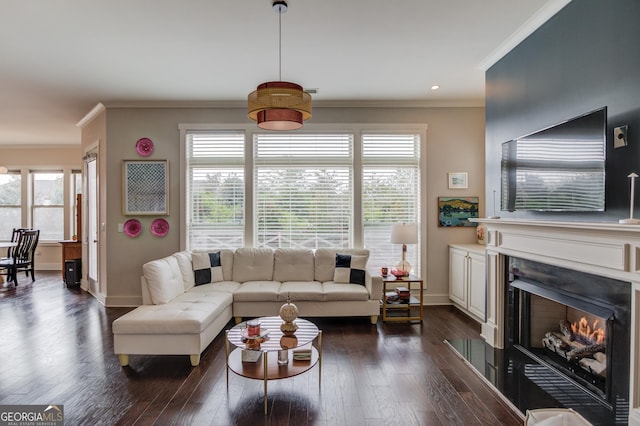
[83,104,485,306]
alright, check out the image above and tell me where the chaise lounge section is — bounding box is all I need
[113,247,383,366]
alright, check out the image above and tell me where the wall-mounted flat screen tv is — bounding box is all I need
[501,107,606,212]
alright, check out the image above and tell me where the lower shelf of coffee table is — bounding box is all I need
[227,347,319,380]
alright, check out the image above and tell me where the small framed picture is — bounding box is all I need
[448,172,468,189]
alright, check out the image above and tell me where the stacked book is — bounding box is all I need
[396,286,411,302]
[293,344,312,361]
[385,291,399,302]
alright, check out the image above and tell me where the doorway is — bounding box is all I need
[84,153,99,295]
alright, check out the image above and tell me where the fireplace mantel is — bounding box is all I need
[475,218,640,420]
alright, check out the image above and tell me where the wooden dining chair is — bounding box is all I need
[0,229,39,284]
[1,228,25,260]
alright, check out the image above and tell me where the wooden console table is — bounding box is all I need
[58,193,83,278]
[59,240,81,278]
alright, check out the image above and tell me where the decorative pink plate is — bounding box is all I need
[135,137,154,157]
[123,219,142,238]
[150,218,169,237]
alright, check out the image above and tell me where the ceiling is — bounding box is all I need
[0,0,569,146]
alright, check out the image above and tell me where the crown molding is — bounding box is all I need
[477,0,572,71]
[101,99,485,109]
[76,102,106,128]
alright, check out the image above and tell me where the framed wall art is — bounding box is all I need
[123,160,169,215]
[448,172,468,189]
[438,196,478,227]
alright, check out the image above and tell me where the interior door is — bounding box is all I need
[85,154,99,292]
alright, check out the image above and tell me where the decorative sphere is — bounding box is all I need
[279,297,299,323]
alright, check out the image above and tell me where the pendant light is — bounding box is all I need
[247,0,311,130]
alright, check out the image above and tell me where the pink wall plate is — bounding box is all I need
[150,218,169,237]
[123,219,142,238]
[135,137,154,157]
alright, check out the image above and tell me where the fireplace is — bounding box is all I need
[505,257,631,420]
[463,219,640,424]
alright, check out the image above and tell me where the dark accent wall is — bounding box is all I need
[486,0,640,221]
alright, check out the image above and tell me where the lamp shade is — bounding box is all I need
[390,223,418,244]
[248,81,312,130]
[0,166,7,174]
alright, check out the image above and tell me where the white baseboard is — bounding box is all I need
[36,263,60,271]
[105,295,142,307]
[423,293,452,305]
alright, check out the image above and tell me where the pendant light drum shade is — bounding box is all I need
[247,1,312,130]
[248,81,312,130]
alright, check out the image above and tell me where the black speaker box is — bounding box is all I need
[65,258,81,287]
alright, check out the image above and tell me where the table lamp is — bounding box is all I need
[390,222,418,278]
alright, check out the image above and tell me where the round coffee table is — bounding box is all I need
[225,316,322,414]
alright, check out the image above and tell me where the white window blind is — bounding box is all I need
[254,133,353,249]
[362,133,421,275]
[32,171,64,240]
[0,172,22,240]
[186,131,245,249]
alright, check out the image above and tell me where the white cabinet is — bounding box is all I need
[449,244,486,323]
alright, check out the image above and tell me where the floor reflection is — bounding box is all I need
[446,338,623,426]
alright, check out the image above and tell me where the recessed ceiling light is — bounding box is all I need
[431,85,440,90]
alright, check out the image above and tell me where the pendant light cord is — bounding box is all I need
[278,7,282,81]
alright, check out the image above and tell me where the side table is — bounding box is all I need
[381,275,423,322]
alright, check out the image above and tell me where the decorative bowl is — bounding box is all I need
[390,268,409,279]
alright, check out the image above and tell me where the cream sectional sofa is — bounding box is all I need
[113,247,383,366]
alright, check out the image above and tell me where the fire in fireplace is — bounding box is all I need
[534,298,609,396]
[542,316,606,377]
[542,316,607,368]
[505,257,630,423]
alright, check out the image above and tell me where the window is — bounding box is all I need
[362,134,421,275]
[0,172,22,240]
[32,171,64,241]
[186,131,245,249]
[183,126,424,273]
[254,133,353,249]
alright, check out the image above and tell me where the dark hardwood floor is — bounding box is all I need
[0,272,524,425]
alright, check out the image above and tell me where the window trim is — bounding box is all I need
[180,123,428,273]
